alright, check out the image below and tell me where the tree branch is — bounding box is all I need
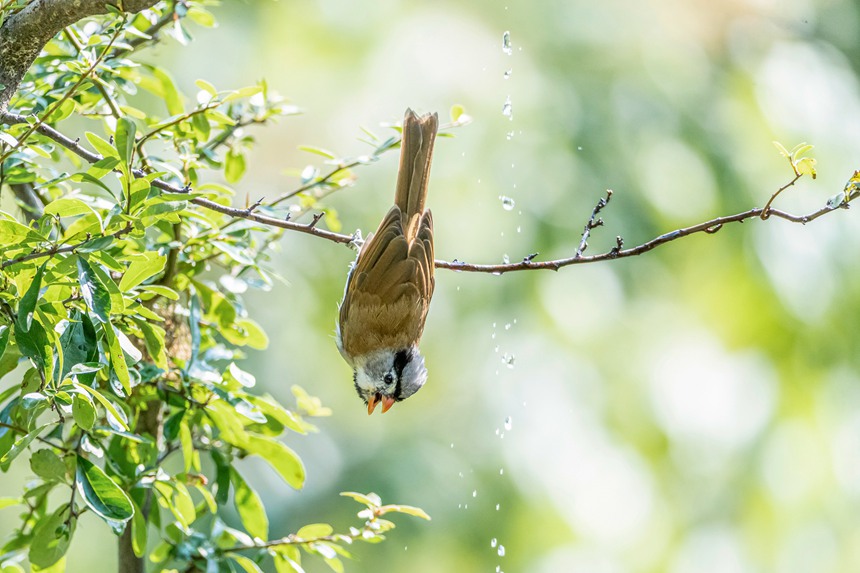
[0,111,853,273]
[0,0,158,112]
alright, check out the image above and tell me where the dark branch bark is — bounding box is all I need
[0,0,158,112]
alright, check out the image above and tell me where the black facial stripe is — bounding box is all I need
[391,349,411,400]
[353,370,365,401]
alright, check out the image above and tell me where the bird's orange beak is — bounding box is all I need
[367,394,396,415]
[367,394,380,415]
[381,396,396,413]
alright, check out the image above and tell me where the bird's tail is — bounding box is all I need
[394,109,438,225]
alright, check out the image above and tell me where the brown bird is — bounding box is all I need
[335,109,438,414]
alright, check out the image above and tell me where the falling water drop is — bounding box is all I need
[491,538,498,548]
[505,323,511,330]
[506,131,514,140]
[504,69,512,79]
[500,196,515,210]
[498,545,506,557]
[499,468,505,475]
[502,31,512,55]
[502,254,510,264]
[472,490,477,498]
[504,416,513,430]
[496,503,501,511]
[502,96,513,120]
[502,353,516,369]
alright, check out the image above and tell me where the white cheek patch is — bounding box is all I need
[354,368,378,394]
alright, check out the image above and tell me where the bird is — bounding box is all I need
[336,109,438,415]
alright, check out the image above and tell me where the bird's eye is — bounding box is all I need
[383,373,394,385]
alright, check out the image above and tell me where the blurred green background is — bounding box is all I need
[13,0,860,571]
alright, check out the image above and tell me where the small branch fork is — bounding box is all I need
[0,113,853,274]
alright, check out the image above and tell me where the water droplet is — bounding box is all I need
[506,131,514,140]
[496,567,501,573]
[494,345,499,353]
[498,545,506,557]
[502,96,513,120]
[502,254,510,264]
[472,490,477,498]
[464,504,469,509]
[491,538,498,548]
[577,146,583,151]
[504,69,512,79]
[500,468,505,475]
[502,353,515,368]
[502,31,512,55]
[459,472,464,478]
[504,416,513,430]
[450,442,455,448]
[516,226,521,233]
[500,196,515,210]
[495,428,500,436]
[404,546,408,551]
[496,503,501,510]
[505,323,511,330]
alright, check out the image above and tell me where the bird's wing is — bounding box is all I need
[338,206,434,358]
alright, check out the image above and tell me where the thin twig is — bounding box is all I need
[575,189,612,258]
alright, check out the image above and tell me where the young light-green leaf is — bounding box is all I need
[230,468,269,540]
[245,434,305,489]
[75,454,134,522]
[102,323,130,394]
[118,253,166,292]
[114,118,136,165]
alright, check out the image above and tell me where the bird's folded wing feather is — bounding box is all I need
[339,207,434,357]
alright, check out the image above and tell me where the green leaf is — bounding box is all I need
[134,320,168,370]
[296,523,333,539]
[102,323,130,394]
[154,67,184,116]
[0,496,19,510]
[119,252,166,291]
[76,258,111,324]
[30,449,67,480]
[0,424,51,465]
[195,79,217,96]
[114,117,136,165]
[72,394,95,431]
[272,552,303,573]
[130,498,147,558]
[245,434,305,489]
[29,503,76,568]
[222,318,269,350]
[231,468,268,539]
[298,145,337,159]
[44,197,98,218]
[16,265,43,332]
[795,156,817,179]
[378,504,431,520]
[340,491,381,507]
[0,325,8,360]
[75,454,134,522]
[85,132,119,159]
[228,554,264,573]
[56,310,97,382]
[224,149,246,183]
[72,382,129,431]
